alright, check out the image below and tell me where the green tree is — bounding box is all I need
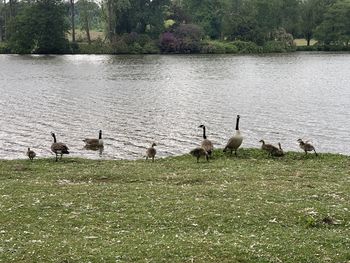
[299,0,335,46]
[221,0,257,41]
[9,0,69,54]
[315,0,350,45]
[103,0,169,41]
[76,0,100,44]
[182,0,224,39]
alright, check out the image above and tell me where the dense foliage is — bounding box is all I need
[0,0,349,54]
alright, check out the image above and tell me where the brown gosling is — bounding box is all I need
[83,130,103,148]
[297,139,318,156]
[272,142,284,157]
[259,140,279,156]
[146,143,157,162]
[190,147,209,163]
[51,132,69,162]
[198,124,214,157]
[26,148,36,161]
[223,115,243,156]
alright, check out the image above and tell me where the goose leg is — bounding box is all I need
[152,157,154,162]
[55,154,58,162]
[314,149,318,156]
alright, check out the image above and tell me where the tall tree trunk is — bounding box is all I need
[3,0,7,40]
[84,16,91,44]
[70,0,75,42]
[107,0,114,42]
[107,0,112,41]
[0,22,2,42]
[9,0,13,18]
[306,32,311,46]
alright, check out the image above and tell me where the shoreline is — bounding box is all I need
[1,148,349,162]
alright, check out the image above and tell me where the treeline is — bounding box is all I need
[0,0,349,54]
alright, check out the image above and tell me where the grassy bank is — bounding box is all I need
[1,149,349,262]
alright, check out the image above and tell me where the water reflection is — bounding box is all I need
[84,145,104,157]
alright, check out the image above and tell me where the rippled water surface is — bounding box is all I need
[0,53,349,160]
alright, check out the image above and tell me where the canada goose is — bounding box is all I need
[198,124,214,157]
[297,139,318,156]
[272,142,284,157]
[26,148,36,161]
[146,143,157,162]
[259,140,279,156]
[83,130,103,148]
[223,115,243,156]
[51,132,69,161]
[190,147,209,163]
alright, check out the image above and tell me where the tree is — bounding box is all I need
[70,0,75,42]
[315,0,350,46]
[299,0,334,46]
[76,0,99,44]
[221,0,257,41]
[182,0,224,39]
[8,0,69,53]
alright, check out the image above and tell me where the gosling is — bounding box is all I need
[259,140,279,157]
[146,143,157,162]
[271,142,284,157]
[297,139,318,156]
[190,147,209,163]
[26,148,36,161]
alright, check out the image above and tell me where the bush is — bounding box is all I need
[0,42,10,54]
[159,32,178,53]
[129,42,143,54]
[142,41,159,54]
[177,37,201,53]
[322,45,350,52]
[231,40,262,54]
[112,39,130,54]
[263,41,297,53]
[200,40,238,54]
[296,45,319,51]
[70,42,80,54]
[78,42,113,54]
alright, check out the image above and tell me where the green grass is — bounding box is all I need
[1,149,349,262]
[294,38,318,46]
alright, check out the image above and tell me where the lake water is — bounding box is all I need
[0,53,349,160]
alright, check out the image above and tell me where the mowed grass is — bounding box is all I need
[294,39,318,46]
[0,149,349,263]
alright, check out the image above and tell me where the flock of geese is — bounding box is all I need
[26,115,318,163]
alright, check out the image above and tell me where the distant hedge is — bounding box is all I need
[0,43,10,54]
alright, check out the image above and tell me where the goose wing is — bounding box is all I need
[51,142,69,153]
[201,139,213,153]
[83,138,99,145]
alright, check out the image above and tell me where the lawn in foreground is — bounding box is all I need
[0,149,349,262]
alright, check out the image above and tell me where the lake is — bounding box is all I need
[0,53,349,160]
